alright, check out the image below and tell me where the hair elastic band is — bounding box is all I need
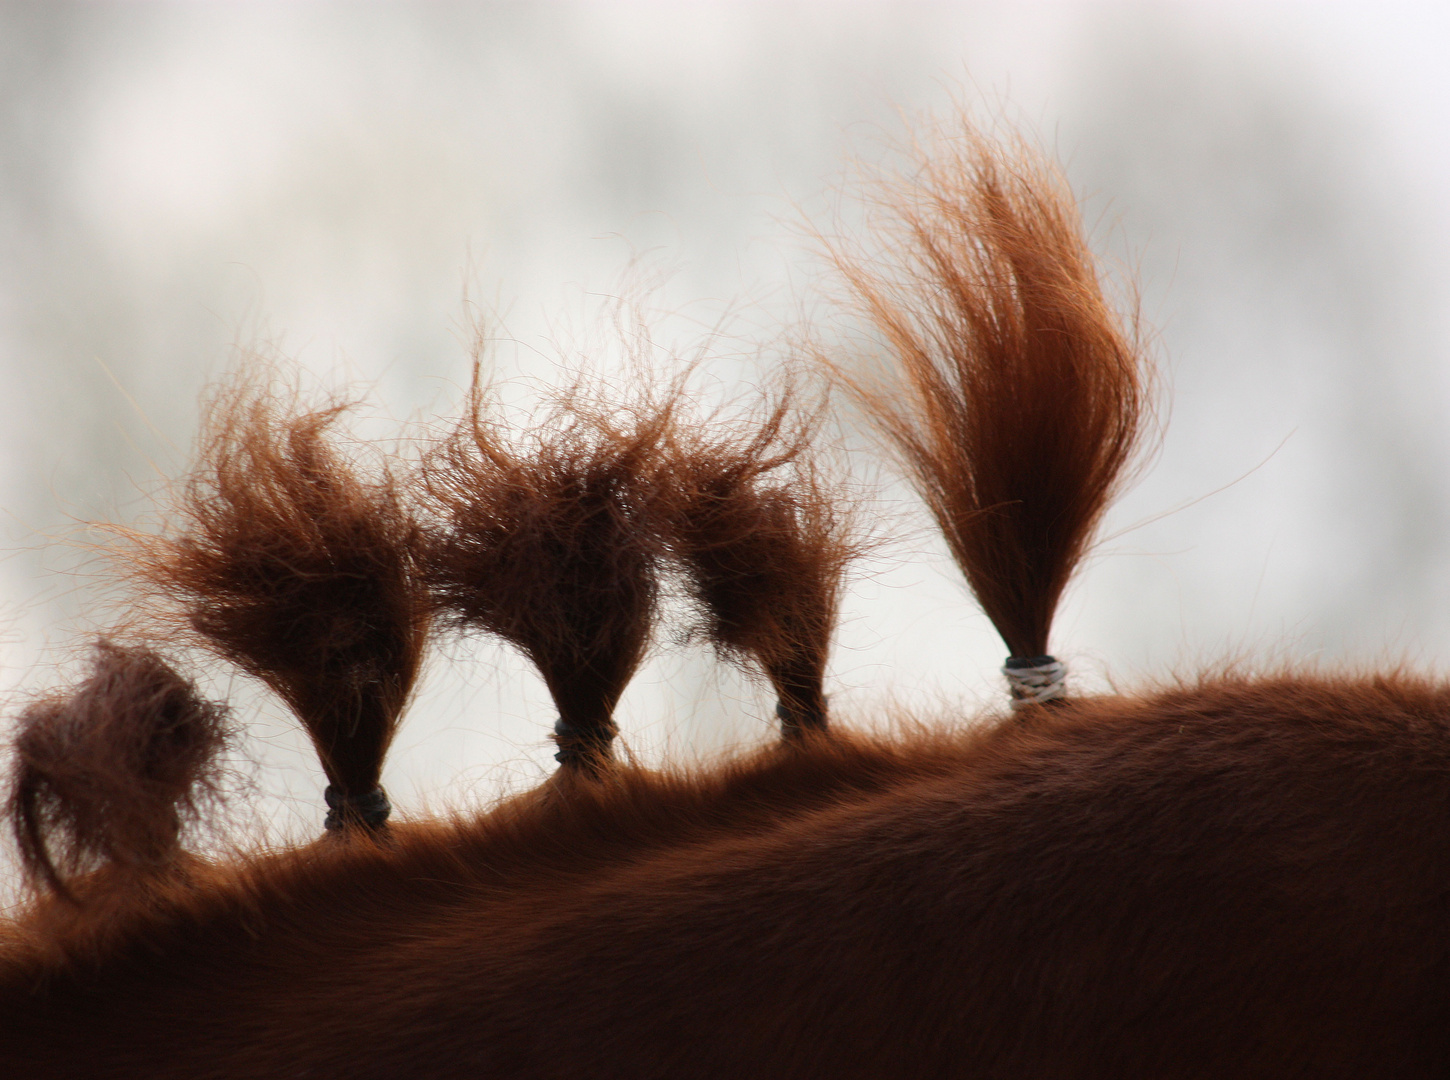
[1003,655,1067,710]
[552,716,618,767]
[775,698,829,736]
[323,785,392,831]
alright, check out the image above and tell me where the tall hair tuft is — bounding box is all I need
[655,389,856,739]
[131,377,430,830]
[6,640,231,900]
[418,371,671,770]
[828,117,1153,704]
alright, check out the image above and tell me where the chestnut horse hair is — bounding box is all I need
[4,118,1449,1078]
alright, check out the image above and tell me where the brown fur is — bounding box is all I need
[3,675,1450,1078]
[130,379,429,824]
[418,373,671,767]
[5,641,230,901]
[653,389,855,736]
[827,120,1151,661]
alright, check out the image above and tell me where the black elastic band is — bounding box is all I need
[552,717,616,769]
[323,785,392,831]
[1004,654,1057,670]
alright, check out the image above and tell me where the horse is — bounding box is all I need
[3,118,1448,1079]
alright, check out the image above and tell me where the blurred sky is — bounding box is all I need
[2,1,1449,841]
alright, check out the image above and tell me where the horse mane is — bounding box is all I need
[653,384,857,738]
[2,111,1156,911]
[828,119,1151,684]
[5,112,1448,1079]
[418,370,678,770]
[6,641,231,902]
[128,377,430,831]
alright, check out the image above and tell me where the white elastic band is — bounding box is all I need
[1003,658,1066,710]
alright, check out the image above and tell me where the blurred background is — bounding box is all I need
[1,1,1448,844]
